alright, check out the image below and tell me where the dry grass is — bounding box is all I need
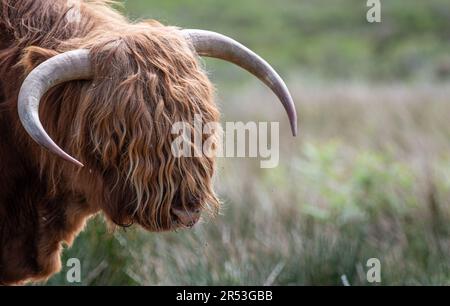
[47,80,450,285]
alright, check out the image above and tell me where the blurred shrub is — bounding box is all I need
[293,142,415,224]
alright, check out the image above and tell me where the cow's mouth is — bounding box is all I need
[170,207,201,229]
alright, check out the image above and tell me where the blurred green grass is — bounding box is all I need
[122,0,450,82]
[46,0,450,285]
[47,82,450,286]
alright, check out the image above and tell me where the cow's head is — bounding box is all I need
[18,23,297,232]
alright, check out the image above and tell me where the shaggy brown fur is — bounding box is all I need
[0,0,221,285]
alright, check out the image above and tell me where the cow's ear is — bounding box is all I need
[20,46,59,74]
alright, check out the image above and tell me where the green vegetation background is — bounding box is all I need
[125,0,450,82]
[46,0,450,285]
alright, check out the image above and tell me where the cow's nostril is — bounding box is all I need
[171,207,201,228]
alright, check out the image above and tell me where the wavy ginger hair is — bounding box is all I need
[0,0,223,284]
[8,1,221,231]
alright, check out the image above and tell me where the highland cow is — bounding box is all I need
[0,0,297,285]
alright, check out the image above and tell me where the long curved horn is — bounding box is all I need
[19,32,297,167]
[182,29,298,136]
[18,49,92,167]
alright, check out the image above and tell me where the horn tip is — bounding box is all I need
[76,162,85,168]
[289,109,299,137]
[62,154,84,168]
[72,160,85,168]
[291,124,298,137]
